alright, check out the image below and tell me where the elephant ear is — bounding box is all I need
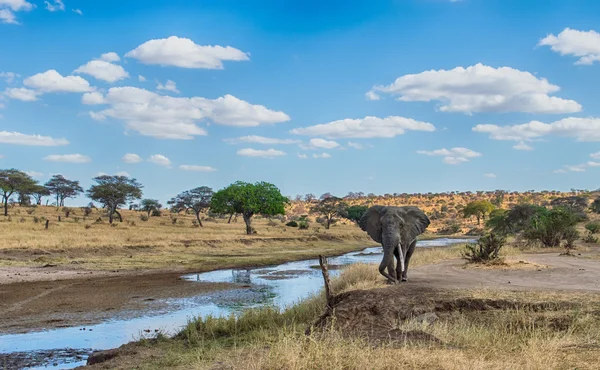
[359,206,384,244]
[401,206,431,244]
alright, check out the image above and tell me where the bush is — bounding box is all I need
[298,221,309,230]
[437,221,461,235]
[85,224,92,229]
[151,209,162,217]
[33,216,40,223]
[82,207,93,217]
[140,214,149,222]
[585,222,600,234]
[192,220,199,228]
[523,207,579,247]
[286,221,299,227]
[463,233,506,263]
[563,227,579,252]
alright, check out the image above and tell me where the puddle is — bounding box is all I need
[0,237,474,369]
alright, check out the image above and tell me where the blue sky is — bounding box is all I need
[1,0,600,205]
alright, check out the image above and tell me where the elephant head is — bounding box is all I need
[359,206,430,283]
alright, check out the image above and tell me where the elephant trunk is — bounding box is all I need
[381,229,401,282]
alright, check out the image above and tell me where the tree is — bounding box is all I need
[168,186,213,227]
[463,200,495,225]
[523,207,579,248]
[591,198,600,214]
[45,175,83,207]
[140,199,162,218]
[304,193,316,203]
[0,169,38,216]
[346,205,368,225]
[86,175,143,224]
[311,196,347,229]
[29,185,51,205]
[210,181,288,235]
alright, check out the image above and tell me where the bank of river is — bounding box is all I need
[0,238,475,369]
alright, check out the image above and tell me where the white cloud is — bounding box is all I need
[591,151,600,159]
[291,116,435,139]
[122,153,142,163]
[369,63,581,114]
[25,170,43,178]
[365,91,380,101]
[513,141,534,151]
[297,153,308,159]
[44,154,91,163]
[148,154,171,166]
[417,147,482,165]
[224,135,300,145]
[81,91,106,105]
[100,52,120,62]
[114,171,130,177]
[313,153,331,159]
[74,59,129,83]
[237,148,286,158]
[179,164,217,172]
[539,28,600,65]
[587,161,600,167]
[156,79,179,93]
[0,0,33,24]
[303,138,340,150]
[0,72,18,83]
[72,8,82,15]
[125,36,250,69]
[484,173,497,178]
[24,70,94,93]
[89,111,106,121]
[555,164,587,173]
[347,142,364,150]
[473,117,600,149]
[88,87,289,139]
[138,75,146,82]
[0,131,69,146]
[45,0,64,12]
[4,87,38,101]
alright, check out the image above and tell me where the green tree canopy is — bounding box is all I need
[310,196,348,229]
[523,207,579,248]
[86,175,143,223]
[168,186,213,227]
[0,169,38,216]
[28,185,51,205]
[210,181,288,234]
[346,205,369,225]
[463,200,495,225]
[139,199,162,217]
[45,174,83,207]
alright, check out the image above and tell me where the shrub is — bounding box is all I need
[33,216,40,223]
[584,233,599,243]
[19,217,26,223]
[437,221,461,235]
[298,221,309,230]
[73,217,80,223]
[63,207,73,218]
[82,207,93,217]
[171,216,178,225]
[463,233,506,263]
[523,207,579,247]
[563,227,579,253]
[286,221,299,227]
[591,198,600,214]
[140,214,149,222]
[84,224,92,229]
[151,209,162,217]
[95,217,103,224]
[585,222,600,234]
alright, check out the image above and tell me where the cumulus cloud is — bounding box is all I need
[138,75,146,82]
[87,87,289,139]
[44,154,91,163]
[0,131,69,146]
[297,153,307,159]
[313,153,331,159]
[125,36,249,69]
[554,164,587,173]
[0,0,33,24]
[591,151,600,159]
[100,52,120,62]
[417,147,482,165]
[114,171,130,177]
[179,165,217,172]
[45,0,64,12]
[122,153,142,163]
[347,142,364,150]
[26,170,43,178]
[4,87,38,101]
[484,173,497,178]
[24,70,94,93]
[539,28,600,65]
[81,91,106,105]
[74,55,129,83]
[148,154,171,166]
[237,148,286,158]
[156,79,179,93]
[365,91,380,101]
[301,138,340,150]
[368,63,581,114]
[473,117,600,149]
[291,116,435,139]
[0,72,18,83]
[588,161,600,167]
[224,135,300,145]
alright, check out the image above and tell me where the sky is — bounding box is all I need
[1,0,600,205]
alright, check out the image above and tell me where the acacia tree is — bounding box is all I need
[140,199,162,217]
[0,169,38,216]
[210,181,288,235]
[311,196,348,229]
[463,200,495,225]
[45,175,83,207]
[168,186,213,227]
[29,185,51,205]
[86,175,143,224]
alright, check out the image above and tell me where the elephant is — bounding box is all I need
[359,206,430,284]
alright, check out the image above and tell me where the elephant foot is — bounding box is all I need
[386,279,398,285]
[401,277,407,282]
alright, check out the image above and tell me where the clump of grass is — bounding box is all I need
[463,233,505,263]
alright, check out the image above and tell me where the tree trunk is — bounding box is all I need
[228,213,234,224]
[115,210,123,222]
[3,195,8,217]
[108,207,114,224]
[56,194,60,208]
[147,210,151,218]
[243,213,253,235]
[326,216,331,229]
[195,212,204,227]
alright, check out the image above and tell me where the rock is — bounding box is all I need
[414,312,438,325]
[86,349,119,365]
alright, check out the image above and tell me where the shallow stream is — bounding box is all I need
[0,238,474,369]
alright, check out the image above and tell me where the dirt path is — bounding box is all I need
[409,252,600,292]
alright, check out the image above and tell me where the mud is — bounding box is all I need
[0,348,90,369]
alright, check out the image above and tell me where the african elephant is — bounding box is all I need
[359,206,430,283]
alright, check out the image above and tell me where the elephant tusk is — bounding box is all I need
[398,243,405,273]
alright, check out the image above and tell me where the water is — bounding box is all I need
[0,238,474,369]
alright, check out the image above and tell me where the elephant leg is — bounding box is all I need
[401,240,417,282]
[379,247,397,284]
[394,246,403,281]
